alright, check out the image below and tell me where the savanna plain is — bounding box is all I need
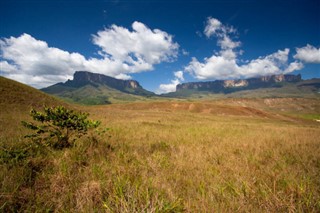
[0,78,319,212]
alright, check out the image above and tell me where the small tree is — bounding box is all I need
[22,106,100,149]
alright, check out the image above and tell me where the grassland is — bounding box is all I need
[1,77,320,212]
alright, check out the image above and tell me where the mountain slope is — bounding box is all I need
[0,76,66,138]
[42,71,156,105]
[165,74,320,98]
[0,76,65,110]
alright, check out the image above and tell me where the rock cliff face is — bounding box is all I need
[176,74,301,92]
[65,71,141,91]
[42,71,154,98]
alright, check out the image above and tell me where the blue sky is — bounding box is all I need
[0,0,319,93]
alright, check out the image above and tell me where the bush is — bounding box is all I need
[21,106,100,149]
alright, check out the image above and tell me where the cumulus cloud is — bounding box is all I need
[204,17,222,37]
[93,21,179,64]
[204,17,240,50]
[186,48,304,80]
[0,22,179,88]
[0,34,84,87]
[174,70,184,81]
[158,79,180,94]
[185,17,304,81]
[157,71,184,94]
[185,56,239,80]
[0,61,17,73]
[239,49,304,77]
[294,44,320,63]
[218,35,240,50]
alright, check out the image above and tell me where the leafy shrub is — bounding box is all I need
[0,145,30,165]
[21,106,100,149]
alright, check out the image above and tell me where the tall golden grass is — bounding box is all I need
[1,97,320,212]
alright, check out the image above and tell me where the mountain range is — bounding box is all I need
[176,74,301,92]
[41,71,320,104]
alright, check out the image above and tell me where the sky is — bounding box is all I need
[0,0,319,93]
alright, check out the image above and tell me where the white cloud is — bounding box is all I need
[185,17,304,81]
[218,35,240,50]
[238,49,303,78]
[114,73,132,80]
[158,79,180,94]
[185,56,239,80]
[0,34,85,86]
[157,70,184,94]
[204,17,240,50]
[203,17,241,62]
[220,49,238,60]
[204,17,222,38]
[2,73,73,88]
[294,44,320,63]
[0,34,85,76]
[284,61,304,73]
[186,48,304,80]
[92,21,179,65]
[174,71,184,81]
[0,61,17,73]
[182,49,189,56]
[0,22,179,88]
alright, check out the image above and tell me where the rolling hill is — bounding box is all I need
[42,71,156,105]
[0,76,67,139]
[0,76,65,111]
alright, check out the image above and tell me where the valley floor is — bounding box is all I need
[1,98,320,212]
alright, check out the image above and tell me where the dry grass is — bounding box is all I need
[85,102,320,212]
[1,93,320,211]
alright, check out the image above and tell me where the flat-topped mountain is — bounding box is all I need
[65,71,142,91]
[42,71,155,105]
[165,74,319,98]
[176,74,302,92]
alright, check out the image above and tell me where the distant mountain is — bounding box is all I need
[42,71,155,105]
[165,74,320,98]
[177,74,301,92]
[41,72,319,104]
